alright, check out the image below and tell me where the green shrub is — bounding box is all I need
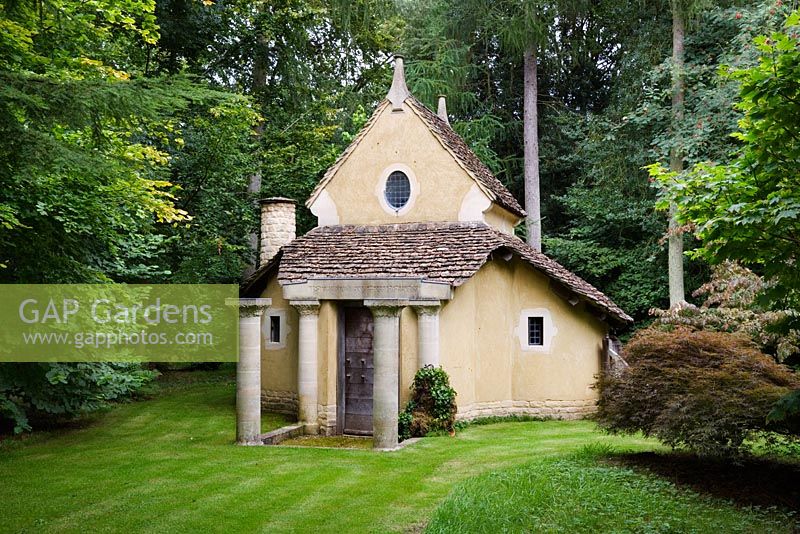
[398,410,413,441]
[651,261,800,363]
[596,327,800,457]
[398,365,457,441]
[768,388,800,435]
[0,363,157,433]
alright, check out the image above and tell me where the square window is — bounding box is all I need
[269,315,281,343]
[528,317,543,346]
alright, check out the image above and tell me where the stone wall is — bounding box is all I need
[456,399,596,421]
[259,198,296,266]
[261,393,339,436]
[261,390,298,415]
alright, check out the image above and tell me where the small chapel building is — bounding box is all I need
[238,56,632,449]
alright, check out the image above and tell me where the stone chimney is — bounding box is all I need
[259,197,296,266]
[437,94,450,126]
[387,55,410,111]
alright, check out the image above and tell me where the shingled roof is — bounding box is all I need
[306,98,526,219]
[254,222,631,324]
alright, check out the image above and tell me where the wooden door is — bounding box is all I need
[343,307,374,435]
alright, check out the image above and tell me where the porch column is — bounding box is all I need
[291,300,320,434]
[228,297,271,445]
[412,302,441,368]
[365,300,404,450]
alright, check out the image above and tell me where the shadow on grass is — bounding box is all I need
[0,367,237,444]
[606,451,800,511]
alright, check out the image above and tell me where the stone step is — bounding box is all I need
[259,424,304,445]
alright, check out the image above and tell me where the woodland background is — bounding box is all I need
[1,0,798,430]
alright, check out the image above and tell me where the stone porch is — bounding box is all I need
[230,278,450,450]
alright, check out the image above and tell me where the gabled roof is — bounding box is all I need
[306,98,526,218]
[405,97,525,217]
[242,222,631,325]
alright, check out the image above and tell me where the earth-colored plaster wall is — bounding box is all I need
[399,307,418,407]
[483,203,520,235]
[259,254,605,428]
[438,279,478,409]
[259,277,299,414]
[259,277,339,432]
[440,258,607,420]
[317,301,338,434]
[311,101,518,231]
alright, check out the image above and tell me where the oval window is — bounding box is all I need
[384,171,411,210]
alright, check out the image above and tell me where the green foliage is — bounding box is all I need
[545,181,671,319]
[0,363,157,433]
[397,410,413,441]
[545,3,790,322]
[0,0,258,432]
[156,100,259,283]
[401,0,635,184]
[398,365,457,440]
[652,261,800,362]
[653,7,800,311]
[223,0,401,234]
[0,0,260,283]
[768,389,800,434]
[596,327,800,457]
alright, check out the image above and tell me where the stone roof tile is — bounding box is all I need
[272,222,631,324]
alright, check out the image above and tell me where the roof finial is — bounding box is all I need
[437,94,450,126]
[387,55,409,111]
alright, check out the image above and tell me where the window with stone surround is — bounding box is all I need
[264,310,287,349]
[269,315,281,343]
[516,308,557,352]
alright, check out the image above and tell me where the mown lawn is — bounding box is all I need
[1,373,796,533]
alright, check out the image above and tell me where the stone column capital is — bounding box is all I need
[411,301,441,316]
[290,300,320,316]
[226,298,272,318]
[364,300,405,317]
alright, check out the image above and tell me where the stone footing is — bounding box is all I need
[457,399,597,421]
[317,404,337,436]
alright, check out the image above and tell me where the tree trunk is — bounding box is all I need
[523,46,542,252]
[243,31,268,278]
[668,2,686,307]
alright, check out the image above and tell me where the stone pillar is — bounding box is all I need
[291,300,320,434]
[437,95,450,126]
[259,197,296,266]
[366,300,404,450]
[227,298,271,444]
[412,302,441,368]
